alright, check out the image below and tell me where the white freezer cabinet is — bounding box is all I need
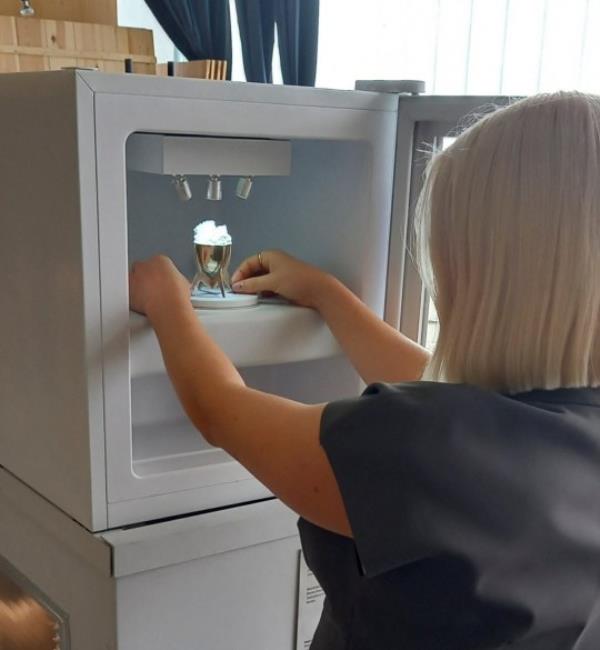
[0,70,399,532]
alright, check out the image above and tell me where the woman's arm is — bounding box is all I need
[312,274,430,385]
[232,250,430,385]
[129,256,351,537]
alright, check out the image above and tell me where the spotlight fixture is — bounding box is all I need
[206,175,222,201]
[235,176,253,200]
[19,0,34,15]
[172,174,192,202]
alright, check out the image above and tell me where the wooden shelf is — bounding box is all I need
[129,301,341,378]
[0,15,155,74]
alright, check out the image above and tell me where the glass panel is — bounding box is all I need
[433,0,473,93]
[0,565,66,650]
[421,136,456,352]
[466,0,508,94]
[538,0,588,93]
[580,0,600,93]
[500,0,546,95]
[423,298,440,352]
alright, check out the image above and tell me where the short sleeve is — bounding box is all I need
[320,381,545,578]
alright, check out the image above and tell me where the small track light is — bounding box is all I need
[19,0,34,15]
[206,175,222,201]
[172,174,192,202]
[236,176,253,200]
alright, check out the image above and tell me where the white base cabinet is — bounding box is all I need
[0,468,301,650]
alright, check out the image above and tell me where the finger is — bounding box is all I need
[231,256,261,284]
[232,273,273,294]
[128,266,138,288]
[231,252,269,284]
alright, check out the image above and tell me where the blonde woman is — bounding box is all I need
[129,91,600,649]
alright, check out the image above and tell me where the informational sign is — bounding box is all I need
[296,550,326,650]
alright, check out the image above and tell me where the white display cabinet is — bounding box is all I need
[0,70,398,531]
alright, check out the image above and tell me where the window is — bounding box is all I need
[118,1,598,94]
[421,136,455,352]
[318,0,598,94]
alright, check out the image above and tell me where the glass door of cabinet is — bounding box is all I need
[0,558,69,650]
[385,95,512,351]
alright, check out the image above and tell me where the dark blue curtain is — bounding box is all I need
[275,0,319,86]
[236,0,319,86]
[145,0,232,79]
[234,0,275,83]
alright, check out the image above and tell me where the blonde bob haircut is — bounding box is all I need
[416,91,600,394]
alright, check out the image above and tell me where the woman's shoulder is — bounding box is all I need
[322,381,510,434]
[319,380,600,580]
[360,380,496,404]
[330,379,600,421]
[320,380,600,459]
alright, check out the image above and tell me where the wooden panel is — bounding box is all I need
[0,15,16,44]
[95,24,117,53]
[73,21,98,52]
[0,0,116,25]
[115,27,129,54]
[0,15,155,74]
[15,15,43,47]
[131,61,155,75]
[180,60,209,78]
[43,19,75,50]
[0,52,17,71]
[157,60,228,81]
[80,0,117,25]
[17,53,46,70]
[47,55,76,70]
[0,14,18,71]
[103,59,124,73]
[127,27,153,56]
[76,57,99,69]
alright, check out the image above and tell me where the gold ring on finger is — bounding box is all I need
[257,251,264,269]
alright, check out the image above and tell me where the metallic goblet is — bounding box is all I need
[191,243,232,298]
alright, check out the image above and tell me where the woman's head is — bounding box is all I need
[417,91,600,393]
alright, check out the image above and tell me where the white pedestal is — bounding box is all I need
[191,291,259,309]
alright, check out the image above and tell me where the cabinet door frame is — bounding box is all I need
[385,95,513,346]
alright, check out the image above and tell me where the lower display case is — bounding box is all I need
[132,418,229,477]
[0,468,302,650]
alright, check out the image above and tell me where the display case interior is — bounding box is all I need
[124,135,373,502]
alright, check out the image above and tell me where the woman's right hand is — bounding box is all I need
[231,250,331,309]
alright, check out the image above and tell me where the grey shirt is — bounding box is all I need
[299,382,600,649]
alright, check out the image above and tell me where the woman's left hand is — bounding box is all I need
[129,255,191,318]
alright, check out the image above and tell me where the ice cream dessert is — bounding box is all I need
[193,220,232,246]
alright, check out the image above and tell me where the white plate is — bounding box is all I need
[190,292,259,309]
